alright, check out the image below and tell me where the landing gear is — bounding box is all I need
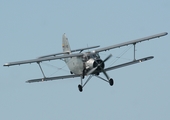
[78,84,83,92]
[82,69,86,79]
[109,78,114,86]
[78,75,93,92]
[78,75,114,92]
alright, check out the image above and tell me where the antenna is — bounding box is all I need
[87,44,89,52]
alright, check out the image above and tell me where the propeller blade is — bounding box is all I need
[86,67,98,75]
[103,54,112,62]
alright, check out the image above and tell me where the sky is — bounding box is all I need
[0,0,170,120]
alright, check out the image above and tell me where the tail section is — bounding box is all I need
[62,33,71,53]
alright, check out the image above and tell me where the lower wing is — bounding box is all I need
[26,56,153,83]
[104,56,153,71]
[26,74,81,83]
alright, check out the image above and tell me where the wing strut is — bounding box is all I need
[37,62,46,80]
[133,43,136,60]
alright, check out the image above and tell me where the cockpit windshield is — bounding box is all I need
[92,53,100,58]
[83,52,100,61]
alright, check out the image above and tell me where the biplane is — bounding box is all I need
[4,32,168,92]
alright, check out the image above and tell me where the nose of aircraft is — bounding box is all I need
[93,59,105,71]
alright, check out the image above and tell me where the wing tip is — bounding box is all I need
[139,56,154,62]
[26,80,30,83]
[165,32,168,35]
[3,63,9,67]
[162,32,168,36]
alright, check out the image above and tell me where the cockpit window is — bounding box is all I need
[83,52,100,62]
[96,53,100,58]
[90,53,100,59]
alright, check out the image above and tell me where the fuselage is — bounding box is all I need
[65,57,84,74]
[64,52,104,75]
[62,34,104,75]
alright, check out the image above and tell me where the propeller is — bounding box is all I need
[86,66,98,75]
[86,54,112,75]
[103,54,112,62]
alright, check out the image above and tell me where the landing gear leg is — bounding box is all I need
[78,75,93,92]
[82,69,85,79]
[100,68,114,86]
[78,76,83,92]
[95,75,114,86]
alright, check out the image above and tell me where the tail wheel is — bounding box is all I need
[78,84,83,92]
[109,78,114,86]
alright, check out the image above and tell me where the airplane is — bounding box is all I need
[4,32,168,92]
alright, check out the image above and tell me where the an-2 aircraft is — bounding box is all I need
[4,32,168,92]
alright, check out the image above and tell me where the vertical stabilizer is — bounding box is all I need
[62,33,71,53]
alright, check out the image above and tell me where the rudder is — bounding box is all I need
[62,33,71,53]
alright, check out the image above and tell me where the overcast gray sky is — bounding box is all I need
[1,1,170,120]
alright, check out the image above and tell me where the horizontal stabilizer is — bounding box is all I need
[26,74,81,83]
[105,56,154,71]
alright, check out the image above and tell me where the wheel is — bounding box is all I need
[78,84,83,92]
[109,78,114,86]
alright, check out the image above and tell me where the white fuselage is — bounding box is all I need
[64,57,84,75]
[62,34,103,75]
[64,52,104,75]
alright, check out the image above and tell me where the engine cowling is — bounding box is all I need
[85,58,105,71]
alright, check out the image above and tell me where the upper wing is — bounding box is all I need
[37,52,68,58]
[94,32,168,53]
[26,74,81,83]
[38,45,100,58]
[4,53,83,66]
[71,45,100,53]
